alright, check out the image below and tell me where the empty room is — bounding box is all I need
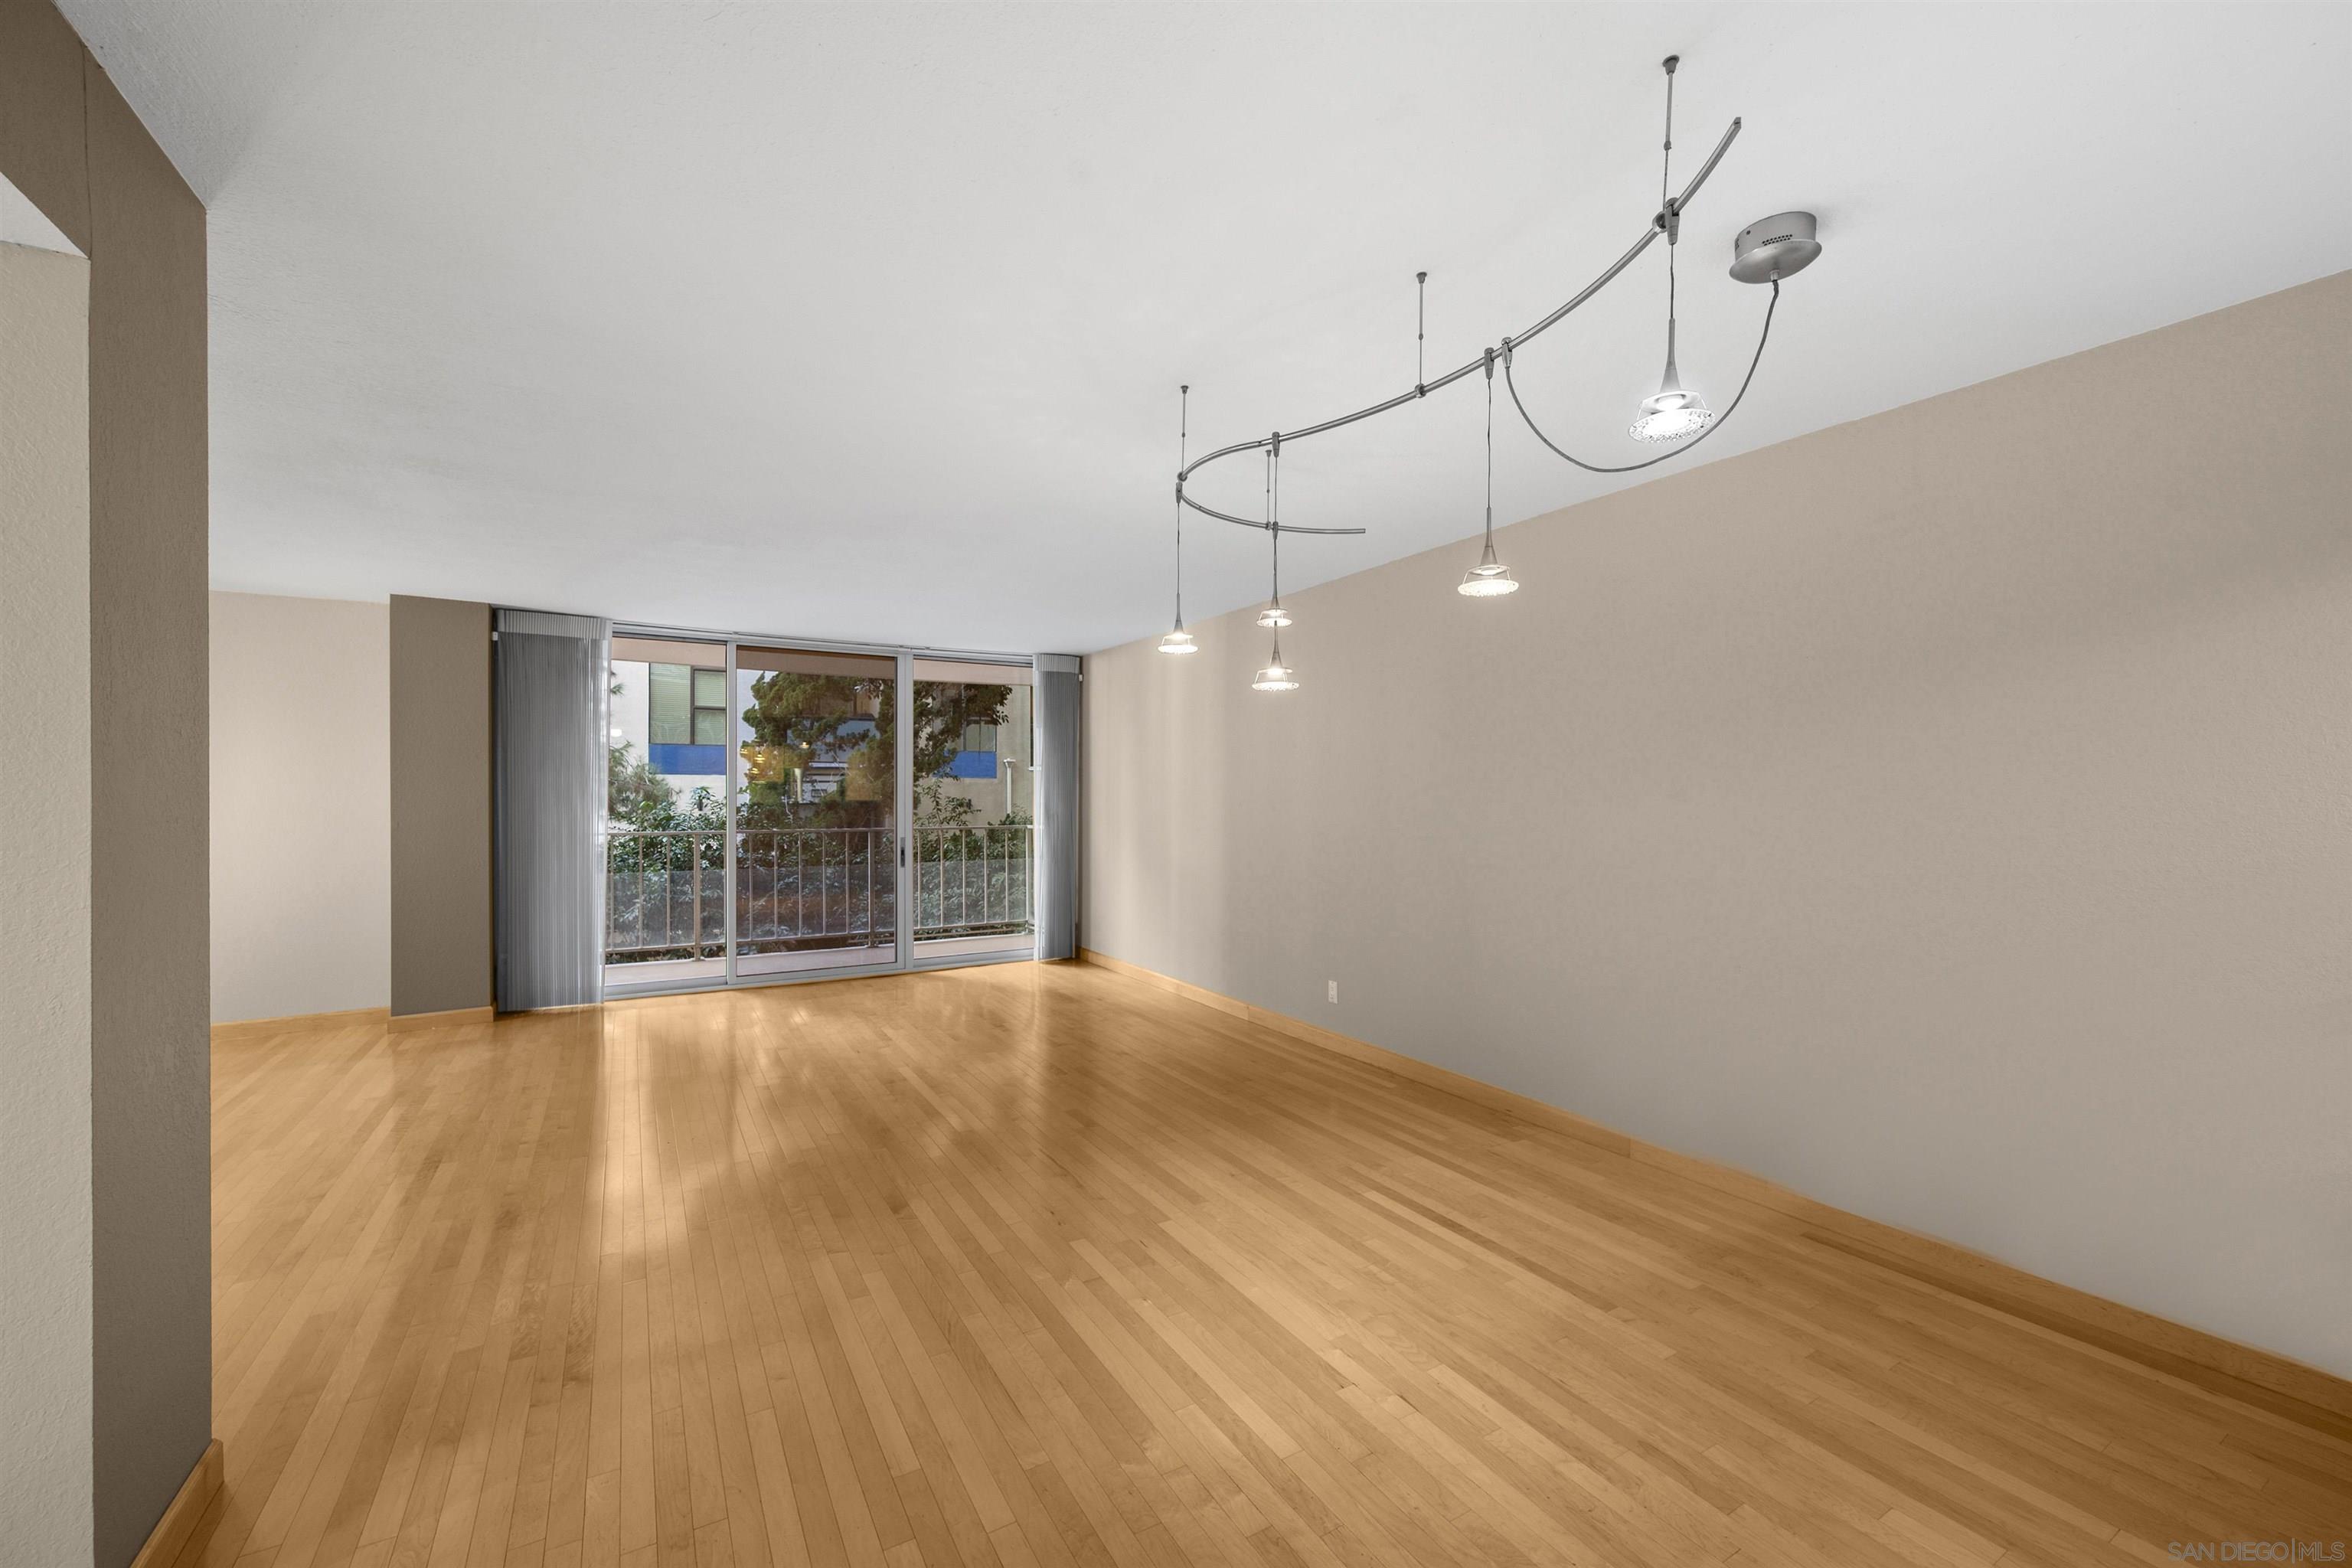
[2,2,2347,1565]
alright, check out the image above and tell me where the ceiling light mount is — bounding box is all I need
[1730,211,1821,284]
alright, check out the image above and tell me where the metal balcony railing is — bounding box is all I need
[733,825,893,958]
[605,828,727,962]
[911,823,1034,941]
[604,822,1034,965]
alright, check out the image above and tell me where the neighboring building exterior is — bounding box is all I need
[929,682,1035,822]
[609,657,724,807]
[609,656,1034,819]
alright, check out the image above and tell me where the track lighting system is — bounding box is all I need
[1160,54,1822,689]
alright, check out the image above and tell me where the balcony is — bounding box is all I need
[604,823,1034,965]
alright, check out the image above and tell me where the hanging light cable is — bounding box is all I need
[1459,349,1520,596]
[1252,439,1299,690]
[1256,446,1292,628]
[1632,56,1715,443]
[1158,385,1199,654]
[1415,270,1428,397]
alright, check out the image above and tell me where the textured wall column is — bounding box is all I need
[3,1,214,1560]
[83,63,213,1568]
[390,595,495,1017]
[1,234,96,1568]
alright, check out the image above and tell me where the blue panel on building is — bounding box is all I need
[943,750,997,779]
[650,743,726,776]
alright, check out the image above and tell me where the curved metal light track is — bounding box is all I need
[1175,115,1743,534]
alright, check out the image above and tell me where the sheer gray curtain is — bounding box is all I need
[495,609,610,1011]
[1034,654,1082,960]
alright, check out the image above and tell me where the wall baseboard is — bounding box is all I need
[387,1004,495,1033]
[1077,946,2352,1429]
[211,1005,388,1041]
[129,1438,221,1568]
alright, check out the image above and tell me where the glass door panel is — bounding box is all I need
[606,634,730,988]
[733,645,900,975]
[910,658,1035,958]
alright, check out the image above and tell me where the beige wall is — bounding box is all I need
[390,594,493,1017]
[1083,273,2352,1377]
[1,238,95,1568]
[211,592,391,1023]
[2,0,212,1557]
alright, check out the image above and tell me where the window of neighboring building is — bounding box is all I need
[652,662,728,746]
[960,720,998,755]
[691,667,727,744]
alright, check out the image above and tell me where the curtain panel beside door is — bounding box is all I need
[1034,654,1082,961]
[495,609,610,1011]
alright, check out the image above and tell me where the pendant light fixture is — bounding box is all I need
[1459,349,1519,596]
[1630,56,1713,443]
[1629,330,1711,441]
[1251,647,1299,692]
[1252,439,1298,690]
[1255,448,1292,628]
[1157,385,1199,655]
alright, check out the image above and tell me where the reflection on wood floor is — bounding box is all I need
[185,961,2349,1566]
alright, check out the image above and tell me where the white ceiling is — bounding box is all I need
[60,1,2352,655]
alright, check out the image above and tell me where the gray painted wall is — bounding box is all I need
[211,592,391,1022]
[1083,273,2352,1377]
[1,238,95,1568]
[2,1,213,1559]
[85,63,212,1568]
[390,594,494,1016]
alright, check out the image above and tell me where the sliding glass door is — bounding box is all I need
[601,629,1034,995]
[605,634,730,988]
[910,658,1036,958]
[732,645,900,977]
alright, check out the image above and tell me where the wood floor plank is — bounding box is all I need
[188,965,2350,1568]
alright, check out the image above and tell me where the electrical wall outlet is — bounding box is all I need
[1328,979,1339,1004]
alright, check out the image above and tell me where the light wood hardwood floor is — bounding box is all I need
[183,962,2349,1567]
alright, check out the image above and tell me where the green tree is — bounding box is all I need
[736,672,1010,829]
[608,737,669,820]
[609,709,723,835]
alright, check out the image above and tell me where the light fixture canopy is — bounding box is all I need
[1730,211,1821,284]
